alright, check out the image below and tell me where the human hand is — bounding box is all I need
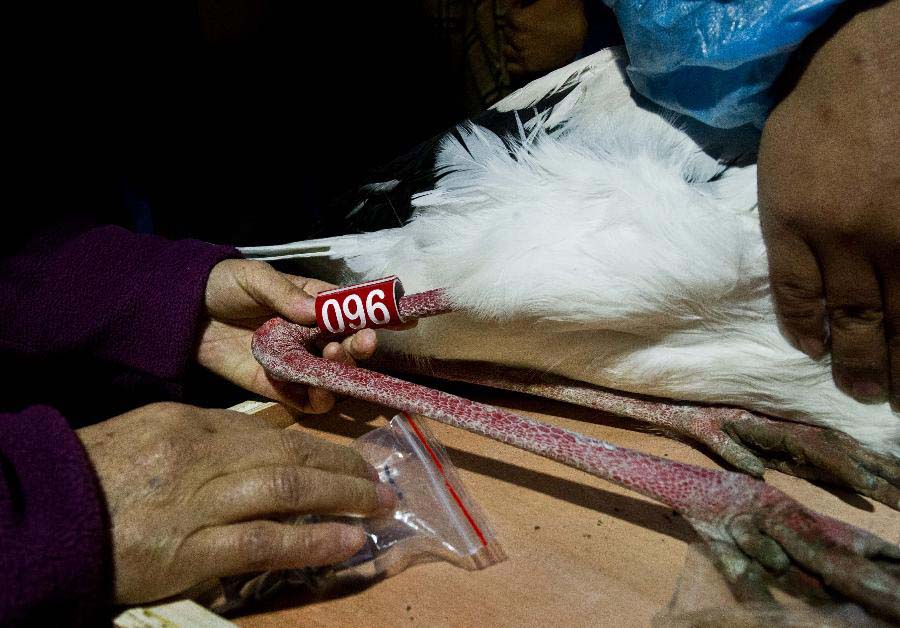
[77,402,394,603]
[197,259,377,413]
[757,0,900,408]
[504,0,587,78]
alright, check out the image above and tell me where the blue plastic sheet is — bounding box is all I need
[602,0,847,128]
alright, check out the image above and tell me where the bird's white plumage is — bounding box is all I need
[242,48,899,455]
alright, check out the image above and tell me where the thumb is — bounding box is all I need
[241,262,318,325]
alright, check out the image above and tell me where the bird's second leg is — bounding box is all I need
[251,312,900,620]
[371,356,900,510]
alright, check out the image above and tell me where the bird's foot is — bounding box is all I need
[676,408,900,510]
[253,324,899,619]
[684,477,900,621]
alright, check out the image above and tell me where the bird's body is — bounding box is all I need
[244,47,899,457]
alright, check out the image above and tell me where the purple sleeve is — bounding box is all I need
[0,224,240,380]
[0,406,112,625]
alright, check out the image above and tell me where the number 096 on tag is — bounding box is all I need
[314,276,405,334]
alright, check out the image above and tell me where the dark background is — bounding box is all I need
[13,2,464,246]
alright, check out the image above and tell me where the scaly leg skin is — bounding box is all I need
[369,356,900,510]
[251,290,900,620]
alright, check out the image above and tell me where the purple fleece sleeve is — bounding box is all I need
[0,225,239,380]
[0,406,111,625]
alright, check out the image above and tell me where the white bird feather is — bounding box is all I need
[241,47,899,456]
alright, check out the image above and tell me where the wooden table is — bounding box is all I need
[233,389,898,628]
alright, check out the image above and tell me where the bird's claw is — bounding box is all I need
[686,480,900,622]
[677,408,900,510]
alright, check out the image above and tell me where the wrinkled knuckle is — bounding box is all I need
[772,281,820,307]
[239,524,281,571]
[831,339,885,372]
[270,468,306,507]
[291,530,321,561]
[829,307,884,334]
[344,478,377,512]
[772,284,821,328]
[832,356,884,373]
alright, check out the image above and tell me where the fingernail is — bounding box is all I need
[376,483,397,514]
[798,337,825,360]
[367,464,382,482]
[852,381,886,404]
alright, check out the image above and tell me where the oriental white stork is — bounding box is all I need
[242,47,900,618]
[245,47,898,482]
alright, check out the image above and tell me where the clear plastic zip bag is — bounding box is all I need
[204,413,505,615]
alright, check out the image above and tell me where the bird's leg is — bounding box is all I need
[252,291,900,620]
[370,356,900,510]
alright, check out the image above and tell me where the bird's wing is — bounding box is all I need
[299,49,630,239]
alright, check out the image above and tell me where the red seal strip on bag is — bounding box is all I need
[314,276,405,334]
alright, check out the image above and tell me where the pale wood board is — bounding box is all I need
[231,390,899,628]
